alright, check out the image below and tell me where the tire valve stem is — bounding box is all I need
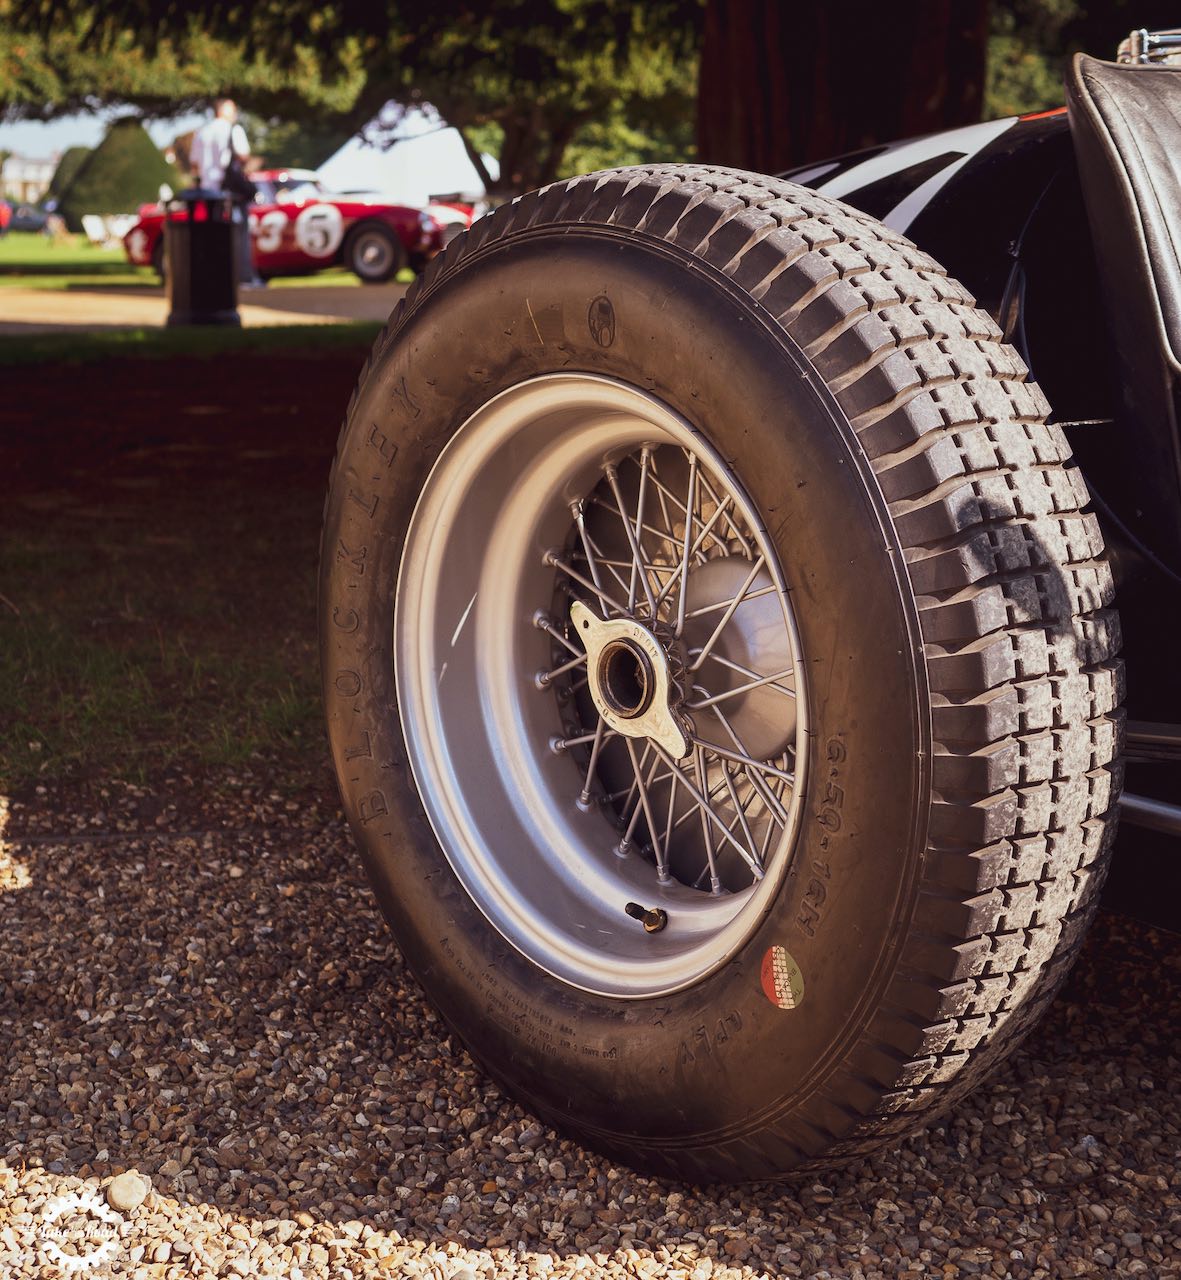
[624,902,668,934]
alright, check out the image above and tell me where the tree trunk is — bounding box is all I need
[697,0,990,172]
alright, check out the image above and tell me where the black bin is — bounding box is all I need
[165,190,240,327]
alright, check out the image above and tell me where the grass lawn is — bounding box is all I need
[0,230,137,278]
[0,230,412,290]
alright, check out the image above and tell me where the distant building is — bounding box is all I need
[1,153,59,203]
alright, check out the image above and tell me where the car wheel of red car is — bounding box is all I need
[345,222,404,284]
[320,165,1122,1180]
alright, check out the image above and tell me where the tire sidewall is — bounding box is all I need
[321,229,929,1173]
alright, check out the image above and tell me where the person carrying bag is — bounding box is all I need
[190,98,262,287]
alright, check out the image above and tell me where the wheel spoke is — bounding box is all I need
[676,453,698,635]
[646,470,721,561]
[535,613,583,657]
[662,759,680,860]
[696,706,788,814]
[652,477,740,614]
[605,463,658,616]
[630,447,655,613]
[719,762,762,873]
[617,740,654,842]
[578,717,609,807]
[576,525,638,603]
[650,743,765,880]
[546,552,630,618]
[648,450,679,546]
[687,666,795,711]
[625,737,668,878]
[682,584,777,621]
[696,648,795,697]
[688,555,766,672]
[698,468,754,555]
[589,495,684,553]
[693,743,722,894]
[537,651,587,688]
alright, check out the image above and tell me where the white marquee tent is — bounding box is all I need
[317,105,497,204]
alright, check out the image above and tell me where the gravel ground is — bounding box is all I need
[1,770,1178,1279]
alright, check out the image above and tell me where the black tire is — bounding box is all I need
[319,165,1123,1180]
[344,221,404,284]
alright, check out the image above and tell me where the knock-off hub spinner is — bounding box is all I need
[570,600,691,758]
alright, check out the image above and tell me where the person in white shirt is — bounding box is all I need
[190,98,250,193]
[189,99,261,286]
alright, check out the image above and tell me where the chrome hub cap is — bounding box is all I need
[571,601,690,758]
[395,374,807,997]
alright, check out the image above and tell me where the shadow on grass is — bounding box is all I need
[0,259,142,278]
[0,344,373,789]
[0,323,382,369]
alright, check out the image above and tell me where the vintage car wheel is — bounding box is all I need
[345,222,404,284]
[320,166,1122,1179]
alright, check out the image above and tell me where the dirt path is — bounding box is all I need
[0,282,405,334]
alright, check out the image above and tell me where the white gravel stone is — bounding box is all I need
[105,1170,149,1213]
[0,780,1178,1280]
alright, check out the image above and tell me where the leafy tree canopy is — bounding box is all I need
[0,10,367,123]
[2,1,701,195]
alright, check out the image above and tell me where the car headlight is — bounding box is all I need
[418,212,438,231]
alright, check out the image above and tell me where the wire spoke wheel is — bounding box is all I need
[322,164,1121,1179]
[396,374,807,997]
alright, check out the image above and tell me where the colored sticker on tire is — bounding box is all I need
[761,946,804,1010]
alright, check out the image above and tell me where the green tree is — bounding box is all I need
[47,144,89,198]
[3,1,701,196]
[245,116,356,171]
[985,0,1181,119]
[0,9,367,123]
[57,117,179,230]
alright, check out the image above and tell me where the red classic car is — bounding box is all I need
[122,169,444,283]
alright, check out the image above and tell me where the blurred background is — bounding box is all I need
[4,0,1180,248]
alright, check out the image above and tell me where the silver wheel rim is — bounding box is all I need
[354,231,393,277]
[396,374,807,998]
